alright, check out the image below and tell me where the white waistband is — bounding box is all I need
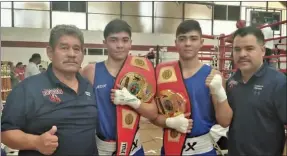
[96,130,142,156]
[182,133,214,155]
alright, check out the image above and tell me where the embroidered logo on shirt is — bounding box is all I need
[42,88,63,96]
[228,79,238,89]
[49,94,62,103]
[85,91,91,96]
[253,84,263,95]
[42,88,63,104]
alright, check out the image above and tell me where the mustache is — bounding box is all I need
[63,60,78,64]
[237,58,250,63]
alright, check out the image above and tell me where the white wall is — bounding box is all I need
[1,6,286,69]
[1,27,219,67]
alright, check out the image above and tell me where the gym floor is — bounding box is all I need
[139,118,163,155]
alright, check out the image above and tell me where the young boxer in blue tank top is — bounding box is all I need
[82,19,193,156]
[158,20,233,156]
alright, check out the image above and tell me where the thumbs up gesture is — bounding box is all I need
[35,126,59,155]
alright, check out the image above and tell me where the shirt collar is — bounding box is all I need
[46,63,88,94]
[233,62,267,81]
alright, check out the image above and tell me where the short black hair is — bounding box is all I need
[232,26,265,45]
[49,24,84,50]
[30,53,41,62]
[104,19,131,39]
[16,62,23,67]
[176,20,202,37]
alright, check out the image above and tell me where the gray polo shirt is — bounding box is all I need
[227,63,286,155]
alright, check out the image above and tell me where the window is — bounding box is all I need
[1,9,12,27]
[1,2,12,8]
[52,11,86,29]
[70,1,86,13]
[122,16,152,33]
[154,18,182,34]
[104,49,108,55]
[51,1,69,11]
[154,2,183,18]
[122,2,152,16]
[185,4,212,20]
[214,5,227,20]
[51,1,86,12]
[88,49,103,55]
[250,11,281,30]
[213,20,236,36]
[14,10,50,28]
[88,14,120,31]
[13,2,50,10]
[228,6,240,21]
[88,2,120,14]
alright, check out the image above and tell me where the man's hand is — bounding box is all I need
[206,70,227,103]
[111,84,141,109]
[165,114,193,133]
[35,126,58,155]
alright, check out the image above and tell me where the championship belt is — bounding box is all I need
[155,61,192,155]
[114,55,156,156]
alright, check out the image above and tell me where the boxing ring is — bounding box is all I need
[141,19,286,155]
[218,20,287,79]
[144,20,287,80]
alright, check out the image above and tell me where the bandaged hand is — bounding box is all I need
[111,87,141,109]
[205,70,227,103]
[165,114,192,134]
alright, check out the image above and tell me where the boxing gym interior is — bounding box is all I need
[1,1,286,156]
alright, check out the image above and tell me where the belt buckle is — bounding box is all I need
[156,90,186,118]
[119,72,154,103]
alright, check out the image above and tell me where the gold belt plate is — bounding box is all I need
[119,72,154,103]
[157,90,186,117]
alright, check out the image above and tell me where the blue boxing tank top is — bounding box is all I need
[184,64,216,137]
[94,61,117,140]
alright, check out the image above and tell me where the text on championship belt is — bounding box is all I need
[157,66,177,84]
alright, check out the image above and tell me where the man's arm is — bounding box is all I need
[112,89,192,133]
[273,75,287,125]
[211,97,233,128]
[1,85,38,150]
[2,130,38,150]
[134,99,159,121]
[207,71,233,128]
[81,64,96,85]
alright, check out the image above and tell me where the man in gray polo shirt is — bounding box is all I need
[227,26,286,155]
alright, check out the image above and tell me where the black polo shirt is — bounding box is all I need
[227,63,286,156]
[1,64,98,156]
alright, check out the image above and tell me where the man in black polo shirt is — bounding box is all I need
[1,25,98,156]
[227,26,286,155]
